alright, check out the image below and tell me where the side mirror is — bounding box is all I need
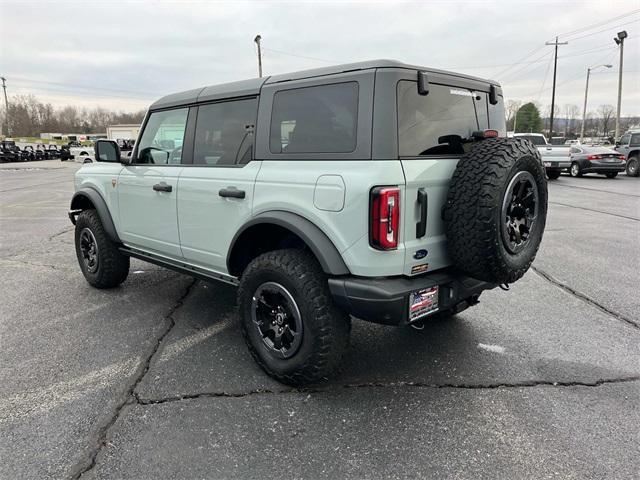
[95,140,120,163]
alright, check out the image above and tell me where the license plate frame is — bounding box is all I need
[408,286,439,321]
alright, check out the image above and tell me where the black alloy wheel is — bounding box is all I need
[79,227,99,274]
[501,171,539,254]
[251,281,303,359]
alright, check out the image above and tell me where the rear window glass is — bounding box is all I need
[517,135,547,146]
[631,134,640,144]
[397,81,480,156]
[270,82,358,154]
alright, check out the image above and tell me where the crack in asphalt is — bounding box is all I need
[48,226,74,241]
[532,266,640,330]
[0,258,66,271]
[71,278,198,480]
[552,182,640,198]
[134,376,640,406]
[548,201,640,222]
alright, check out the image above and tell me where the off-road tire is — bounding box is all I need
[238,249,351,386]
[605,172,618,178]
[547,169,561,180]
[74,209,129,288]
[626,156,639,177]
[444,138,547,284]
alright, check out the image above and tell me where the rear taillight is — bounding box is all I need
[619,155,626,160]
[370,186,400,250]
[483,129,499,138]
[587,154,602,160]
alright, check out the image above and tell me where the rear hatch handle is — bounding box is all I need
[416,188,428,238]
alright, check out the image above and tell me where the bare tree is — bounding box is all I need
[598,104,615,137]
[505,100,522,130]
[563,104,580,136]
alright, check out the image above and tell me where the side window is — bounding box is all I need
[488,95,507,134]
[474,92,489,130]
[630,134,640,145]
[193,98,257,166]
[620,134,630,145]
[397,81,479,157]
[269,82,358,154]
[136,108,189,165]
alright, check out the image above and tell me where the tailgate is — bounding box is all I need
[400,159,458,277]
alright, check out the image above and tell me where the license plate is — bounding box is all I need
[603,158,617,162]
[409,286,439,321]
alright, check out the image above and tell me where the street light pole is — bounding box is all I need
[580,64,612,142]
[613,30,627,140]
[254,35,263,78]
[1,76,9,137]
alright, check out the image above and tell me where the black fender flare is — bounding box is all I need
[69,187,121,243]
[228,211,350,276]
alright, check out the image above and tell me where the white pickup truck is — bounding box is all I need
[513,133,571,179]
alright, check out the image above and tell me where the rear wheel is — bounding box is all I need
[605,172,618,178]
[74,210,129,288]
[547,169,561,180]
[570,162,582,177]
[626,156,639,177]
[238,249,351,386]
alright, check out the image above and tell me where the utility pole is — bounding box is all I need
[1,76,9,137]
[545,37,568,138]
[254,35,263,78]
[580,64,612,142]
[613,30,628,140]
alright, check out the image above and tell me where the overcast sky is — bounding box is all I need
[1,0,639,116]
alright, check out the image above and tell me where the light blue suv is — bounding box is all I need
[69,60,548,385]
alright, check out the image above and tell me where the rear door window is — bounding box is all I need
[269,82,358,154]
[631,133,640,145]
[397,82,479,156]
[193,98,257,166]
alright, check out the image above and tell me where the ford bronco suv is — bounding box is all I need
[69,60,547,385]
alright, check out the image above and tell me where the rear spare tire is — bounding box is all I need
[444,138,547,284]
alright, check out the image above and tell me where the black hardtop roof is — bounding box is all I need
[150,59,500,110]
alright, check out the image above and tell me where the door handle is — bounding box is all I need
[153,182,172,193]
[416,188,428,238]
[219,187,246,199]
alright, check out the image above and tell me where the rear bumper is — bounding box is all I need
[543,160,571,170]
[582,164,626,173]
[328,269,496,326]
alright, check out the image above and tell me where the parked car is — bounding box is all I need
[513,133,570,179]
[69,144,95,163]
[69,60,548,385]
[59,145,73,161]
[569,145,626,178]
[1,141,21,162]
[22,145,38,161]
[615,130,640,177]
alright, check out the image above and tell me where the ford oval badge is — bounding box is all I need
[413,249,428,260]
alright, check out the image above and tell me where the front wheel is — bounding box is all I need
[605,172,618,178]
[74,210,129,288]
[569,162,583,177]
[626,156,639,177]
[238,249,351,386]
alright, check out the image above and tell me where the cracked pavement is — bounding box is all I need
[1,161,639,479]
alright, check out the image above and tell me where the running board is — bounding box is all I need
[119,246,239,287]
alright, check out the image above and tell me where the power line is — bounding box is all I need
[261,47,342,64]
[565,19,640,42]
[8,76,162,97]
[552,9,640,39]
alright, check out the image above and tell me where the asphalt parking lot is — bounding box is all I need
[1,160,639,479]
